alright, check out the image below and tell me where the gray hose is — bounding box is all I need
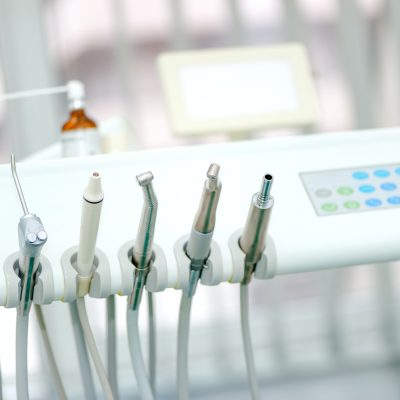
[126,308,154,400]
[177,295,193,400]
[34,305,67,400]
[240,284,260,400]
[16,313,29,400]
[107,296,119,399]
[69,301,96,400]
[76,297,114,400]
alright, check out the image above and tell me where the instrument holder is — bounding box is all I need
[3,252,53,307]
[118,240,169,295]
[173,234,224,290]
[228,229,277,283]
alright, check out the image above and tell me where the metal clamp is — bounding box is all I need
[228,229,277,283]
[173,234,224,290]
[3,252,53,308]
[60,246,112,301]
[118,240,168,295]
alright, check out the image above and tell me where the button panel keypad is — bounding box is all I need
[300,164,400,216]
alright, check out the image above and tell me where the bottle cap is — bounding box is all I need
[67,80,85,101]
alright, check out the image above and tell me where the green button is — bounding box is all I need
[321,203,338,212]
[344,200,360,209]
[337,186,354,196]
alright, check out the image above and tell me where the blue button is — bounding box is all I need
[365,198,382,207]
[381,182,397,191]
[374,169,390,178]
[388,196,400,205]
[352,171,369,180]
[395,167,400,175]
[359,185,375,193]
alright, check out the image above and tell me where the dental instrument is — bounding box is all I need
[11,154,65,400]
[239,174,274,400]
[73,172,114,400]
[126,171,157,400]
[177,163,221,400]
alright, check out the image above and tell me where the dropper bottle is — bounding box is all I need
[61,80,101,157]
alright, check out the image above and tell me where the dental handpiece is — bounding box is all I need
[185,163,221,297]
[128,172,158,311]
[11,154,47,316]
[239,174,274,285]
[76,172,104,296]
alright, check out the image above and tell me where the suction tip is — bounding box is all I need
[256,173,273,206]
[83,171,103,203]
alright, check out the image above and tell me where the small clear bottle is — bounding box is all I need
[61,80,101,157]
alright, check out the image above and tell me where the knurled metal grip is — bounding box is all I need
[2,252,53,308]
[118,240,168,295]
[228,229,277,283]
[173,234,224,290]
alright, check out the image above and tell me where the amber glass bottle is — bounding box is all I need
[61,81,101,157]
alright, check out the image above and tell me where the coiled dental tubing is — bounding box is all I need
[239,174,274,400]
[177,163,222,400]
[74,172,114,400]
[126,172,158,400]
[11,155,66,400]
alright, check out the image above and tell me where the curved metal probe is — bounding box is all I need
[10,154,47,316]
[128,172,158,311]
[11,154,29,215]
[239,174,274,285]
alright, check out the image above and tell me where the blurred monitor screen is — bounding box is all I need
[158,45,317,136]
[180,61,299,120]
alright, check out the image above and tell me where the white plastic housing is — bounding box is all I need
[1,128,400,302]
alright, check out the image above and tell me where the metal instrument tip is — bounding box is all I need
[207,163,220,180]
[10,153,29,215]
[136,171,154,186]
[256,174,273,207]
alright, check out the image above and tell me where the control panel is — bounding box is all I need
[301,165,400,216]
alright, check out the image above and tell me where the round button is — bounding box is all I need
[344,200,360,209]
[365,198,382,207]
[381,182,397,191]
[395,167,400,175]
[374,169,390,178]
[352,171,369,180]
[388,196,400,205]
[315,188,332,198]
[359,185,375,193]
[37,230,47,241]
[321,203,338,212]
[337,186,354,196]
[26,233,37,243]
